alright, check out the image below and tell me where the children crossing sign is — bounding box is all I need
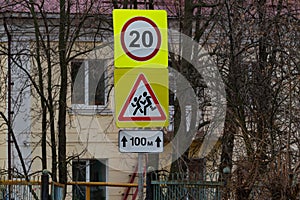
[118,73,166,121]
[114,68,168,128]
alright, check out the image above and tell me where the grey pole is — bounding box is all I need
[41,169,49,200]
[138,153,144,200]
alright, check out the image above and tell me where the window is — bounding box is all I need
[167,65,203,133]
[71,59,106,108]
[168,71,176,132]
[72,159,107,200]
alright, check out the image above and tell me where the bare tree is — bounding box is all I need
[210,0,300,199]
[163,0,299,199]
[0,0,113,188]
[166,0,223,174]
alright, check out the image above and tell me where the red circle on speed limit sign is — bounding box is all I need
[120,17,162,61]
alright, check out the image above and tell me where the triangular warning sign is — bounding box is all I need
[118,74,166,121]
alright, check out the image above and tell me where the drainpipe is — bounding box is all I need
[4,16,13,199]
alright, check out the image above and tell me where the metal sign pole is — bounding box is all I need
[113,10,168,200]
[138,153,144,200]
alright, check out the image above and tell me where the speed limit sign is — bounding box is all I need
[121,16,161,61]
[113,9,168,68]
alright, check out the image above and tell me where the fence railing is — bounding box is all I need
[0,179,41,200]
[0,178,140,200]
[0,172,223,200]
[150,171,223,200]
[67,181,141,200]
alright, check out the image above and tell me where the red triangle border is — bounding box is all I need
[118,73,166,122]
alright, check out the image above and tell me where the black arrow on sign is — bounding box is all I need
[155,137,162,148]
[121,136,128,147]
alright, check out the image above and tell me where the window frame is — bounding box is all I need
[70,59,111,114]
[72,159,108,200]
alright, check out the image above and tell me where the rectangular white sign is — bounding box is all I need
[119,130,164,153]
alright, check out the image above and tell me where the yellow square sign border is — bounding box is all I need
[114,68,169,128]
[113,9,168,68]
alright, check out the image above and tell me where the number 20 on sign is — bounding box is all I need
[113,9,168,68]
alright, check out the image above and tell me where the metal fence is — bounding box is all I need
[1,172,223,200]
[0,178,140,200]
[150,171,223,200]
[0,179,41,200]
[0,176,64,200]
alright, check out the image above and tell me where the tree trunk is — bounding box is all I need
[58,0,68,187]
[29,0,48,170]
